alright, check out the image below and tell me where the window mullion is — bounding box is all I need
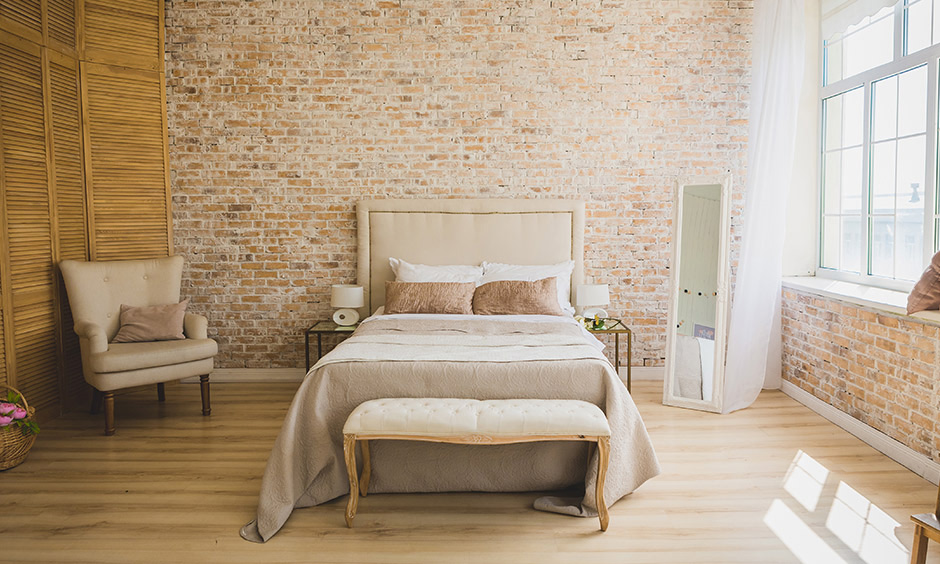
[896,2,905,59]
[925,58,938,263]
[862,81,874,281]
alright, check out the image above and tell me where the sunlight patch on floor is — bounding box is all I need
[766,450,909,564]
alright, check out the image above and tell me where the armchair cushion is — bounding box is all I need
[91,338,218,374]
[112,299,189,343]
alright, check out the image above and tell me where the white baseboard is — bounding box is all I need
[181,368,306,384]
[626,366,665,381]
[781,380,940,485]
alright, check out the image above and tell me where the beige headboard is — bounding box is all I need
[357,199,585,314]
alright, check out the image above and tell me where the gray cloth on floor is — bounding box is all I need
[240,316,660,542]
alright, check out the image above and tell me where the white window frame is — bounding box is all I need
[818,2,940,291]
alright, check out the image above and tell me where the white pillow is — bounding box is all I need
[480,260,576,315]
[389,257,483,284]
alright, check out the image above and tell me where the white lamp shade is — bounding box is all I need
[331,284,364,308]
[576,284,610,307]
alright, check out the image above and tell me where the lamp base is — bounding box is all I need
[333,308,360,326]
[582,307,608,320]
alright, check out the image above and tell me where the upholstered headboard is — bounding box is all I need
[357,199,585,314]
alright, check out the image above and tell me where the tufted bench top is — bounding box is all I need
[343,398,610,438]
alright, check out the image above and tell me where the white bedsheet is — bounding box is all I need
[365,308,606,352]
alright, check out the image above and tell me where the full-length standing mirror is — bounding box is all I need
[663,175,732,413]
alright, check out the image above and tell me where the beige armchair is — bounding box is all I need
[59,256,217,435]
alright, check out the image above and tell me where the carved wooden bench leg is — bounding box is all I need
[360,439,371,497]
[596,435,610,532]
[911,524,929,564]
[343,434,359,527]
[103,391,115,436]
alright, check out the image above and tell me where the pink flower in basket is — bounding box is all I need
[0,415,12,426]
[12,407,26,419]
[0,402,15,415]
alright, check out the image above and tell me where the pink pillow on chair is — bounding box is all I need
[907,252,940,314]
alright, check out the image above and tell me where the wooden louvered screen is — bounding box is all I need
[47,0,78,53]
[0,32,61,415]
[83,0,162,71]
[48,50,86,406]
[83,63,171,260]
[0,2,170,421]
[0,0,42,44]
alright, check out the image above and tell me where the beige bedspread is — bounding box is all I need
[240,316,660,542]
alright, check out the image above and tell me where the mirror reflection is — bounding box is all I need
[673,185,720,401]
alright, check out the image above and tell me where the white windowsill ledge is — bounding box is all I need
[782,276,940,326]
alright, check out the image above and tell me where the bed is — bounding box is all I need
[240,199,660,543]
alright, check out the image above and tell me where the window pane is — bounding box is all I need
[872,75,898,142]
[870,141,897,214]
[823,216,841,269]
[896,136,926,213]
[898,65,928,136]
[824,152,842,214]
[825,40,845,86]
[907,0,932,54]
[934,0,940,46]
[896,210,924,279]
[842,147,864,214]
[842,216,862,273]
[843,88,864,146]
[844,11,895,77]
[871,216,895,277]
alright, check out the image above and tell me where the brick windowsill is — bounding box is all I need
[782,276,940,327]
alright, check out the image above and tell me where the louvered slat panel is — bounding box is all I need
[0,37,60,415]
[47,0,77,51]
[0,0,42,43]
[85,64,169,260]
[49,53,86,405]
[84,0,161,70]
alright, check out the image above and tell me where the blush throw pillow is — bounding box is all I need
[384,281,475,315]
[907,251,940,314]
[472,277,564,316]
[111,299,190,343]
[480,260,576,314]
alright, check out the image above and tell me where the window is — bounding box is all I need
[819,1,940,288]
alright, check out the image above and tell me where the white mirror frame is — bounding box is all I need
[662,174,732,413]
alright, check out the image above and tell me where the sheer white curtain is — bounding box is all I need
[722,0,806,413]
[821,0,897,40]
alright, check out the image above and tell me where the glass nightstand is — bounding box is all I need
[305,320,359,371]
[585,319,632,392]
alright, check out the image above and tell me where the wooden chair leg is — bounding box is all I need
[911,525,929,564]
[344,434,359,527]
[596,436,610,532]
[90,389,102,415]
[157,382,166,402]
[359,440,371,497]
[103,391,115,436]
[199,375,210,416]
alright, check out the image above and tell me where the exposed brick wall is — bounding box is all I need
[164,0,753,369]
[782,288,940,461]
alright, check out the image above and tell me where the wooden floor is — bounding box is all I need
[2,380,938,563]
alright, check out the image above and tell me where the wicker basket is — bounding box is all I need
[0,385,37,471]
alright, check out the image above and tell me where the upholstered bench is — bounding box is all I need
[342,398,612,531]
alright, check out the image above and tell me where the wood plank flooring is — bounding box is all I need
[1,380,938,563]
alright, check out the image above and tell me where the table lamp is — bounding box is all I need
[331,284,364,326]
[576,284,609,319]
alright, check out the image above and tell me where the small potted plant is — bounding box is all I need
[0,386,39,471]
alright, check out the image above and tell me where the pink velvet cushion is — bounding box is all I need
[472,277,563,316]
[908,252,940,314]
[384,281,475,315]
[111,299,190,343]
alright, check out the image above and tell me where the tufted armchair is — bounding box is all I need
[59,256,218,435]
